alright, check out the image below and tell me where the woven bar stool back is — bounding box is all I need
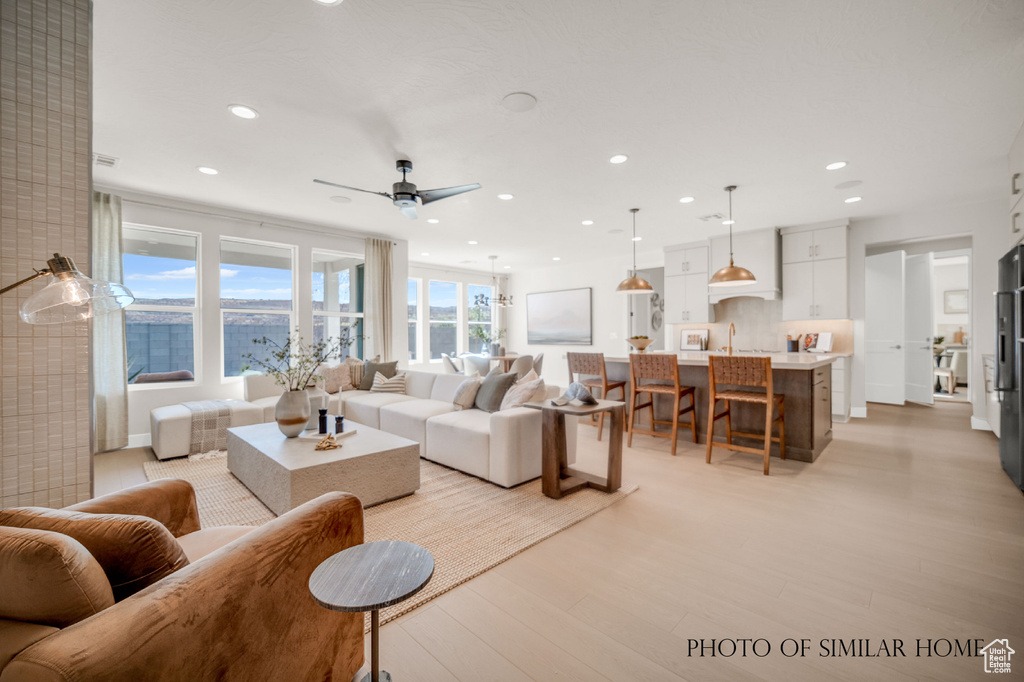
[567,352,625,441]
[706,355,786,475]
[627,353,697,455]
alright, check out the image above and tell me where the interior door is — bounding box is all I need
[866,251,906,404]
[904,253,935,404]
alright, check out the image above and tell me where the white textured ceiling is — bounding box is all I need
[93,0,1024,272]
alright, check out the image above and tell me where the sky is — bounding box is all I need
[124,254,292,302]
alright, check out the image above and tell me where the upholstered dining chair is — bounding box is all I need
[533,353,545,377]
[508,355,534,379]
[441,353,462,374]
[567,352,626,441]
[706,354,786,475]
[627,353,696,455]
[462,354,491,377]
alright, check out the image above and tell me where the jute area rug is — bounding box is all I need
[144,452,637,630]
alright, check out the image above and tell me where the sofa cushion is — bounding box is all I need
[430,373,472,402]
[318,363,353,394]
[0,619,60,670]
[344,356,365,389]
[251,395,279,423]
[404,370,437,399]
[474,370,517,413]
[370,371,407,394]
[424,409,492,479]
[0,526,114,627]
[379,399,457,455]
[501,375,545,410]
[0,507,189,602]
[243,373,283,402]
[176,526,253,563]
[359,360,399,390]
[453,377,483,410]
[343,392,417,429]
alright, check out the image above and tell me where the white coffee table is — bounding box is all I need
[226,421,420,515]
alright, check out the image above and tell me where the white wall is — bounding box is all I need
[109,190,408,441]
[849,196,1003,426]
[932,259,970,337]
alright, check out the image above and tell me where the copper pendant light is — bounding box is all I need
[616,208,654,295]
[709,185,757,287]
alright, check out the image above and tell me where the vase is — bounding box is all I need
[275,389,310,438]
[304,385,328,430]
[627,338,654,354]
[490,342,501,356]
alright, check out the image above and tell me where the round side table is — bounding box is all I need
[309,541,434,682]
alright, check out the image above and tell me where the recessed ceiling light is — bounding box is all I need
[497,194,514,201]
[503,265,511,269]
[228,104,259,119]
[632,236,642,242]
[844,196,862,203]
[197,166,219,175]
[581,220,594,225]
[608,228,623,234]
[722,219,735,225]
[501,92,537,113]
[609,154,628,164]
[427,218,439,224]
[679,196,695,203]
[312,0,343,5]
[468,240,479,245]
[329,195,351,203]
[826,161,848,171]
[420,252,429,256]
[552,257,561,261]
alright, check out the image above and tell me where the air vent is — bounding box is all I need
[697,212,725,222]
[93,153,119,168]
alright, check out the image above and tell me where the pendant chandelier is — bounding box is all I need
[616,208,654,295]
[474,255,513,307]
[708,185,757,287]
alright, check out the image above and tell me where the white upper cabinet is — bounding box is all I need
[664,273,714,324]
[664,244,708,276]
[707,227,781,302]
[780,221,849,320]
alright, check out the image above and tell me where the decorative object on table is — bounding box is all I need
[709,186,758,287]
[336,415,345,434]
[933,335,946,356]
[555,382,599,406]
[0,252,134,324]
[805,332,833,353]
[526,287,593,344]
[468,323,506,355]
[298,424,357,443]
[627,335,654,353]
[953,327,965,344]
[305,383,328,429]
[616,208,655,295]
[803,332,819,351]
[318,409,328,435]
[943,289,968,314]
[314,433,341,451]
[679,329,709,351]
[473,255,513,307]
[242,328,358,437]
[309,540,435,682]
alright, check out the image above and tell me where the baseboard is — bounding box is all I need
[970,417,992,431]
[850,407,867,419]
[128,433,152,448]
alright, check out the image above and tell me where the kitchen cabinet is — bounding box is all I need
[664,273,714,323]
[664,244,708,276]
[832,356,851,422]
[781,258,848,320]
[782,225,847,263]
[708,227,781,302]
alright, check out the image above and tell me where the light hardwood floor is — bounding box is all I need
[95,402,1023,681]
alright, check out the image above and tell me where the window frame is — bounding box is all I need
[426,279,462,362]
[407,277,423,363]
[123,223,201,391]
[467,282,495,355]
[311,248,366,363]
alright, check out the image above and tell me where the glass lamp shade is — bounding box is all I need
[616,274,654,294]
[708,263,757,287]
[20,271,135,324]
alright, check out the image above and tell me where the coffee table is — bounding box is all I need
[310,541,434,682]
[226,421,420,515]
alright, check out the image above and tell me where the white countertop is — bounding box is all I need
[605,351,850,369]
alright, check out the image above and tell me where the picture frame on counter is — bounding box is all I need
[680,329,709,351]
[805,331,834,353]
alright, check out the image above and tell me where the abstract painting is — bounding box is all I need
[527,288,592,345]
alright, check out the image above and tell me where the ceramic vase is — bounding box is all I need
[490,342,501,357]
[304,385,328,430]
[275,389,310,438]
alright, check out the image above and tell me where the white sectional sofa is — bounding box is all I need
[241,369,575,488]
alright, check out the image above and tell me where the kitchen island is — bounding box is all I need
[604,352,844,462]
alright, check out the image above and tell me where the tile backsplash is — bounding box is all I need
[668,296,853,354]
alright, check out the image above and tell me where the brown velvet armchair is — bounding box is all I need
[0,479,364,681]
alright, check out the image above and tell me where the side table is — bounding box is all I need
[524,399,625,499]
[309,540,434,682]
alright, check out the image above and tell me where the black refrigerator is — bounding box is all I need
[996,245,1024,492]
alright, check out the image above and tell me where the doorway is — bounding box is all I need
[629,267,665,351]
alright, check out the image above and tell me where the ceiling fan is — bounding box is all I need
[314,160,481,220]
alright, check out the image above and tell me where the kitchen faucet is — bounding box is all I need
[728,323,736,356]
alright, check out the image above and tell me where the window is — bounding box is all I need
[408,278,420,362]
[122,225,198,384]
[467,284,493,354]
[220,239,294,377]
[312,250,364,362]
[428,280,458,359]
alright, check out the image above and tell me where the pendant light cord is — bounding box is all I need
[632,211,637,275]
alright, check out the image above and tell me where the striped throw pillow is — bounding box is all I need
[370,371,407,394]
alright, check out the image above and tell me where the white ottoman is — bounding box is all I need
[151,400,263,460]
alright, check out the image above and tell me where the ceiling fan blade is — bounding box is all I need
[313,178,393,199]
[400,204,418,220]
[418,183,482,205]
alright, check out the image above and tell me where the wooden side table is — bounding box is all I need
[309,540,434,682]
[524,399,625,499]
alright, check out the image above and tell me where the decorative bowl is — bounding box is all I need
[627,337,655,354]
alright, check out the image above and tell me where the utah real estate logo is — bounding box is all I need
[980,639,1014,674]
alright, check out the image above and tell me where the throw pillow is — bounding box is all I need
[318,363,353,394]
[473,370,518,413]
[370,371,407,394]
[359,360,399,391]
[343,357,365,389]
[501,376,546,410]
[0,507,190,602]
[452,376,483,410]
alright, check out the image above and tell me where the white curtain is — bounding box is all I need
[364,237,393,361]
[92,192,129,452]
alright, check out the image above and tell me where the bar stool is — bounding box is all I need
[706,355,786,475]
[627,353,697,455]
[567,352,625,441]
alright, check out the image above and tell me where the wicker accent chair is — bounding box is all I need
[706,355,786,475]
[627,353,697,455]
[567,352,625,441]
